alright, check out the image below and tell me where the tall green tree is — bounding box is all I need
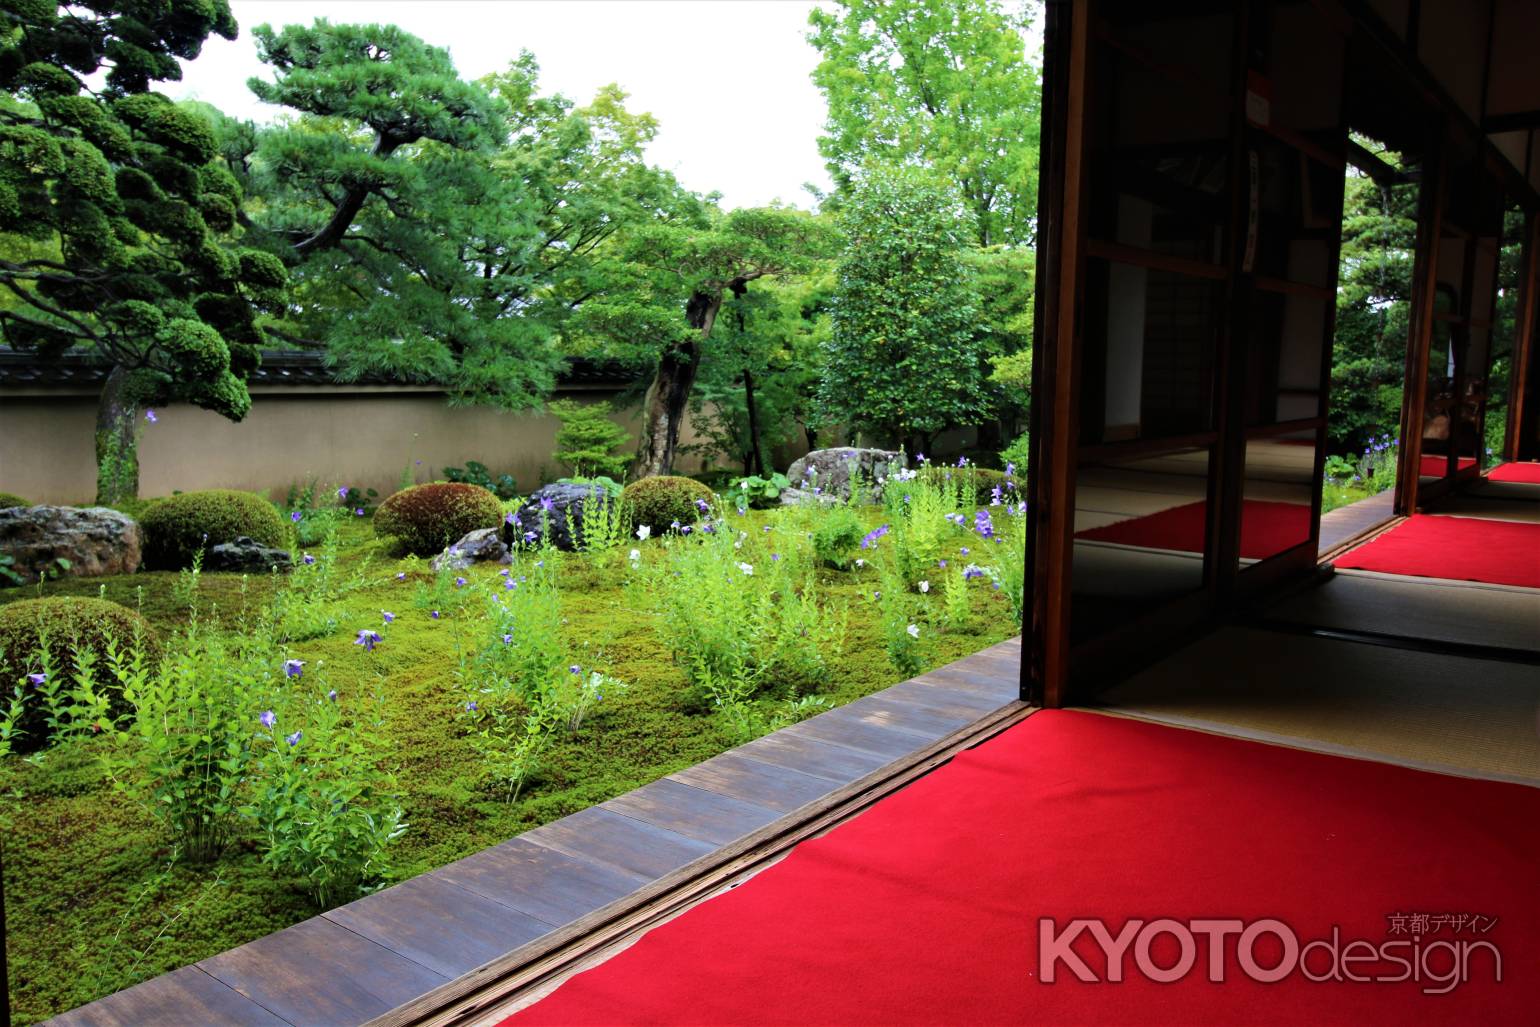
[0,1,287,503]
[1330,147,1418,452]
[223,25,677,413]
[686,275,832,475]
[808,0,1042,247]
[575,204,837,477]
[816,168,990,452]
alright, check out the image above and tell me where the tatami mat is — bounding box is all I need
[1266,572,1540,653]
[1093,626,1540,785]
[1428,494,1540,523]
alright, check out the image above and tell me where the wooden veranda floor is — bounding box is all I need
[48,640,1027,1027]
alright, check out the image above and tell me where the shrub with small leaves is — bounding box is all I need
[623,476,715,535]
[551,399,632,480]
[812,505,865,570]
[0,492,30,509]
[374,482,503,556]
[139,489,286,569]
[0,596,159,752]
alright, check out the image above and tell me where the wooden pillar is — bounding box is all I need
[1023,0,1089,708]
[1394,132,1447,515]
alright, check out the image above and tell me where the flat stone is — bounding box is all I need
[205,536,292,573]
[430,527,512,571]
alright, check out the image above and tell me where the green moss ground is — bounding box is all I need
[1,511,1016,1023]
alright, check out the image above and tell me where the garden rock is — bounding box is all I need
[0,505,142,582]
[778,487,840,506]
[431,527,512,571]
[784,448,906,502]
[205,536,292,573]
[511,483,613,552]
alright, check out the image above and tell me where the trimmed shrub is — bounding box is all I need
[139,489,286,570]
[375,482,503,556]
[0,493,29,510]
[623,475,716,534]
[0,596,160,752]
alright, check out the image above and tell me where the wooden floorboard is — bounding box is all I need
[47,966,288,1027]
[45,637,1024,1027]
[520,807,716,880]
[197,917,449,1027]
[434,839,647,928]
[667,751,838,813]
[600,778,784,846]
[1318,489,1396,554]
[322,875,555,982]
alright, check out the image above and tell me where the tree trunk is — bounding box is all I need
[632,290,722,478]
[95,365,141,506]
[743,367,765,476]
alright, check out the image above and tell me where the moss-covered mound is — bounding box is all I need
[139,489,286,570]
[623,475,715,533]
[374,482,503,555]
[0,596,160,752]
[0,492,31,509]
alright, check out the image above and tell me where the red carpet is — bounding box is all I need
[1076,499,1310,559]
[1334,514,1540,587]
[509,711,1538,1026]
[1489,462,1540,484]
[1419,454,1477,477]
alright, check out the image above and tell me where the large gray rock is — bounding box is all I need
[0,505,142,583]
[206,536,292,573]
[511,483,616,552]
[784,448,906,503]
[431,527,512,571]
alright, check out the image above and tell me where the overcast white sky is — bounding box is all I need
[171,0,834,210]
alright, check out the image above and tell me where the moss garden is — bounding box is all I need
[0,468,1024,1022]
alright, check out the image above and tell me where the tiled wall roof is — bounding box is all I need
[0,348,643,390]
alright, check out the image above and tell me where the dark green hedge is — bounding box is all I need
[139,489,286,569]
[623,475,716,533]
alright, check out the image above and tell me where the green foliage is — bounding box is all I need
[0,596,159,752]
[808,0,1041,247]
[622,475,715,534]
[443,461,519,501]
[455,559,623,800]
[1,505,1018,1022]
[245,665,405,908]
[816,167,991,449]
[139,489,286,570]
[1000,432,1030,474]
[729,473,792,510]
[0,2,286,501]
[374,482,503,556]
[922,465,1009,505]
[0,491,30,509]
[550,399,632,480]
[228,30,678,417]
[646,519,846,719]
[812,505,865,570]
[100,619,264,863]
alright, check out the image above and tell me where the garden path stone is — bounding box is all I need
[0,504,142,581]
[511,482,615,552]
[205,535,292,573]
[431,527,512,571]
[785,447,905,502]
